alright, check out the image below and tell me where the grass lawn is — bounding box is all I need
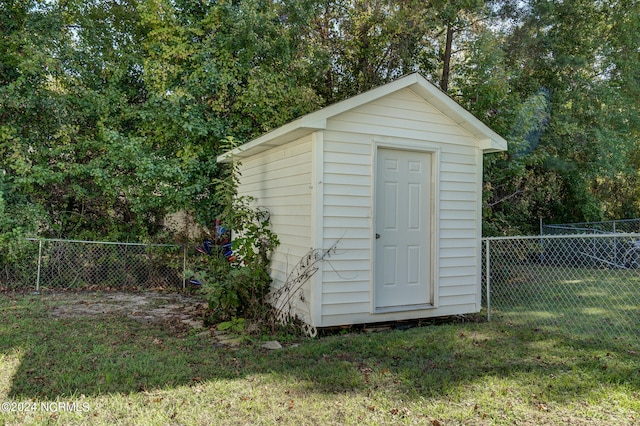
[0,293,638,425]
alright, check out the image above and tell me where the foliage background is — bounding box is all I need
[1,0,639,242]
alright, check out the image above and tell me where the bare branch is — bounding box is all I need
[488,190,524,207]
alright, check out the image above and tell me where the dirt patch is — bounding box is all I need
[46,292,208,330]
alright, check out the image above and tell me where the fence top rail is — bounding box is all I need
[25,238,182,248]
[542,225,611,234]
[483,232,640,242]
[543,218,640,227]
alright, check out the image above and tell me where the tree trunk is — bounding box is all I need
[440,24,454,92]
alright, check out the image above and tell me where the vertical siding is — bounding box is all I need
[320,88,482,326]
[236,135,314,323]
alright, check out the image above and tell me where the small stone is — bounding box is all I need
[218,336,243,346]
[181,319,204,329]
[261,341,283,350]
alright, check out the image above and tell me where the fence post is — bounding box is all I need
[182,245,186,290]
[613,222,618,266]
[35,239,43,293]
[485,238,491,322]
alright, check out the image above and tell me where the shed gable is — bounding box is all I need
[217,73,507,164]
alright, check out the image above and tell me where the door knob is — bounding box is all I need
[375,233,380,239]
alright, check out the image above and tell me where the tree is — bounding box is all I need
[1,0,64,236]
[139,0,324,226]
[482,0,640,234]
[1,0,638,242]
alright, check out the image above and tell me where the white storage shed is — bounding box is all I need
[217,73,507,330]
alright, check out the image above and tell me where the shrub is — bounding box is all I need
[191,139,279,325]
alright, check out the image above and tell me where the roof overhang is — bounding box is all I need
[217,73,507,163]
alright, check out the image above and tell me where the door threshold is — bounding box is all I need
[374,303,434,314]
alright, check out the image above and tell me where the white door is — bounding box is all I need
[375,148,431,309]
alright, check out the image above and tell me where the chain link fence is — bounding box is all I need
[483,234,640,349]
[3,235,639,349]
[0,239,187,292]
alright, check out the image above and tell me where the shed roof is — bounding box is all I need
[217,73,507,163]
